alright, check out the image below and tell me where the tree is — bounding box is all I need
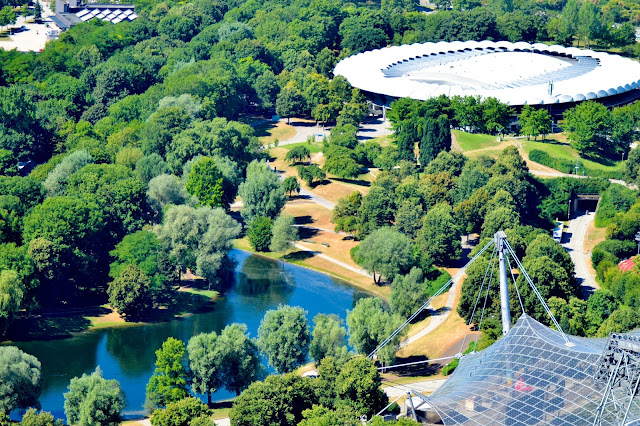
[298,405,360,426]
[309,314,349,363]
[0,346,40,414]
[563,101,612,156]
[394,199,423,239]
[21,408,60,426]
[0,269,23,335]
[257,304,310,374]
[187,332,219,405]
[335,357,387,418]
[146,337,189,409]
[185,157,225,208]
[298,164,327,187]
[519,106,551,140]
[147,174,190,214]
[346,298,403,364]
[323,146,360,179]
[282,176,300,197]
[109,230,176,301]
[390,267,430,317]
[276,85,305,124]
[238,160,285,223]
[34,1,42,20]
[269,214,299,254]
[155,205,240,285]
[332,191,362,235]
[0,7,16,32]
[108,264,152,320]
[356,227,414,284]
[339,10,391,53]
[419,115,451,168]
[43,150,93,197]
[415,203,461,267]
[481,206,520,237]
[64,367,125,426]
[285,146,311,165]
[229,374,317,426]
[136,154,168,183]
[150,397,211,426]
[216,323,263,396]
[247,216,273,252]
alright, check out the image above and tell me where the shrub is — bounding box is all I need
[247,216,273,252]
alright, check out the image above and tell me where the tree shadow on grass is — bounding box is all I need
[331,177,371,187]
[253,122,277,138]
[284,251,316,261]
[9,306,111,340]
[297,226,319,239]
[294,215,313,225]
[384,354,440,377]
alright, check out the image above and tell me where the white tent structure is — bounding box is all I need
[333,40,640,107]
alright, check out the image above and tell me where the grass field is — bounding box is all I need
[277,140,324,154]
[521,139,624,174]
[255,121,296,144]
[452,130,500,151]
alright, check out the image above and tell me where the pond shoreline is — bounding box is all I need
[4,247,381,343]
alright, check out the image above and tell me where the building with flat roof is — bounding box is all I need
[334,40,640,117]
[53,0,137,30]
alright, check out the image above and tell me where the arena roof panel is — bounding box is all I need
[334,40,640,107]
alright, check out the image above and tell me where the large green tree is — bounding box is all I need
[64,367,125,426]
[335,357,388,418]
[355,227,414,284]
[0,346,40,414]
[187,331,220,405]
[185,156,225,208]
[216,323,263,396]
[238,160,285,223]
[155,205,240,286]
[563,101,611,156]
[309,313,349,363]
[346,298,403,365]
[269,214,299,254]
[146,337,189,410]
[150,397,212,426]
[415,203,461,267]
[257,304,311,374]
[107,264,153,320]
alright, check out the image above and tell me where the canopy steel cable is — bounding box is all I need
[504,240,570,343]
[369,393,406,423]
[457,244,497,356]
[474,251,497,350]
[506,253,526,315]
[368,238,495,359]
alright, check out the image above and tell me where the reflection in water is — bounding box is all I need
[8,250,370,418]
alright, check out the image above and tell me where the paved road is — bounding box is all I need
[562,209,599,298]
[292,242,372,278]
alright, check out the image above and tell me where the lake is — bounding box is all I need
[9,249,370,419]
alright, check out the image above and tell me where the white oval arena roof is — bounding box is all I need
[333,40,640,106]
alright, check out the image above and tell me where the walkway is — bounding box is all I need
[562,209,599,298]
[399,271,465,349]
[292,242,372,278]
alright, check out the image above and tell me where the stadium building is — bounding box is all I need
[333,40,640,127]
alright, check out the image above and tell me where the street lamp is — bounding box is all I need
[574,156,580,175]
[635,231,640,255]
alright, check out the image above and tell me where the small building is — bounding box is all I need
[53,0,137,31]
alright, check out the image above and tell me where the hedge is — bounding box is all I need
[529,149,622,179]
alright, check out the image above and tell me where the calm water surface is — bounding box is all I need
[10,250,370,419]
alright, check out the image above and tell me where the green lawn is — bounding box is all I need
[279,140,324,154]
[521,140,624,174]
[452,130,500,151]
